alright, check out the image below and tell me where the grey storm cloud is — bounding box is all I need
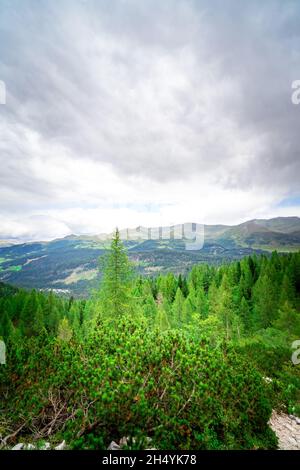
[0,0,300,238]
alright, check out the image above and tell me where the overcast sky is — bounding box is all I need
[0,0,300,241]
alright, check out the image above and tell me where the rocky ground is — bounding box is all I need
[4,411,300,450]
[269,410,300,450]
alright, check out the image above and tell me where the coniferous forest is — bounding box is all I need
[1,230,300,450]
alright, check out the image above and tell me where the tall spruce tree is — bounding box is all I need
[172,287,185,327]
[252,274,278,328]
[100,228,134,319]
[20,289,38,336]
[0,310,13,341]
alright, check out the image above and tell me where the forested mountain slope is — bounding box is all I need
[0,217,299,297]
[1,234,300,450]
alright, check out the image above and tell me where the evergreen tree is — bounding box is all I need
[100,228,134,319]
[177,274,189,297]
[159,273,177,304]
[172,287,185,327]
[155,304,170,331]
[208,280,220,316]
[196,286,208,319]
[20,289,38,336]
[239,259,253,300]
[216,274,235,341]
[239,296,251,331]
[47,304,60,334]
[279,272,295,307]
[149,277,158,300]
[32,304,45,336]
[252,274,278,329]
[273,301,300,337]
[69,303,81,334]
[57,317,73,342]
[0,310,13,341]
[142,294,157,323]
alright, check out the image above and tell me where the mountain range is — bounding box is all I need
[0,216,299,297]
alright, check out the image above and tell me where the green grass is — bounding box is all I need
[8,265,22,272]
[251,245,300,253]
[0,257,12,264]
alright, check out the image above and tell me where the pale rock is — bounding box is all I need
[262,376,273,384]
[12,443,24,450]
[24,443,35,450]
[107,441,120,450]
[119,437,128,448]
[55,440,66,450]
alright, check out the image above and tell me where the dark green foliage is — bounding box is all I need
[1,318,276,450]
[177,274,189,297]
[0,249,300,449]
[99,229,134,320]
[0,310,12,341]
[0,235,270,297]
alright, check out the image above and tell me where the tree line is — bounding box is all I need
[1,230,299,344]
[0,230,300,449]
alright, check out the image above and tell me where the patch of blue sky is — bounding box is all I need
[278,196,300,208]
